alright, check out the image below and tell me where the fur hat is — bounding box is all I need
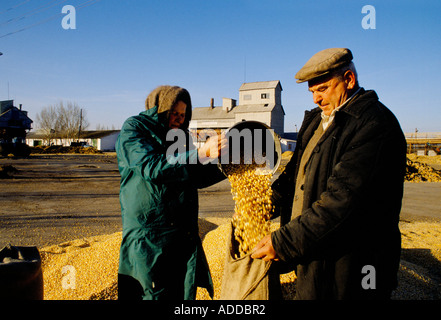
[145,85,192,129]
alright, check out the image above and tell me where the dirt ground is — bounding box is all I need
[1,153,440,300]
[0,154,122,248]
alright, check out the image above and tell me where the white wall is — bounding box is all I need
[234,112,271,126]
[26,132,120,151]
[239,88,276,106]
[99,132,120,151]
[280,139,296,153]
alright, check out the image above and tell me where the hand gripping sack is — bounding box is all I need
[220,222,282,300]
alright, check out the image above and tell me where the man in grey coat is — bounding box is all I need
[251,48,407,299]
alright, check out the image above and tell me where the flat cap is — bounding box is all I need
[295,48,353,83]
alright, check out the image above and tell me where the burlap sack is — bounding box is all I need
[219,223,282,300]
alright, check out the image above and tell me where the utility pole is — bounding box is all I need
[78,108,82,142]
[0,53,8,99]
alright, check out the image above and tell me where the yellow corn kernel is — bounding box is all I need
[225,165,274,258]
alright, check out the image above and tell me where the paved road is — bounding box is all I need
[200,177,441,222]
[0,155,439,249]
[400,182,441,222]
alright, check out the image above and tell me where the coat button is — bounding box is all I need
[300,184,304,190]
[314,146,320,152]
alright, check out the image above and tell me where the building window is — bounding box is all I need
[243,94,252,100]
[261,93,269,99]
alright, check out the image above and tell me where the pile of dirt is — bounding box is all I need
[408,154,441,166]
[405,157,441,182]
[0,165,18,179]
[31,145,103,155]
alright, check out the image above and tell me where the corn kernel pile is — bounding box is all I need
[225,165,274,257]
[40,233,121,300]
[405,156,441,182]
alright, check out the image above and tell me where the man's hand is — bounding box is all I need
[251,234,279,261]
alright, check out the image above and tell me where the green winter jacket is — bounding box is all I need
[116,105,225,300]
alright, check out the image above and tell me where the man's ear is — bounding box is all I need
[344,70,357,90]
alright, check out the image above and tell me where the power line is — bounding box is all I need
[0,0,103,39]
[0,0,68,27]
[0,11,62,39]
[77,0,102,10]
[0,0,32,15]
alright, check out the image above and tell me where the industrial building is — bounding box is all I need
[0,100,33,156]
[190,80,285,135]
[190,80,296,152]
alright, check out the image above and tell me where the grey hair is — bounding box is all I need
[332,61,358,85]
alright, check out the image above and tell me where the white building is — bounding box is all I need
[26,130,120,151]
[190,80,285,136]
[189,80,298,152]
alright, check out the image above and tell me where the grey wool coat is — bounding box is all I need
[271,88,407,300]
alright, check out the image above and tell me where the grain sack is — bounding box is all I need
[219,222,282,300]
[0,245,43,300]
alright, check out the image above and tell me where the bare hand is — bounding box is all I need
[198,132,228,163]
[251,234,279,261]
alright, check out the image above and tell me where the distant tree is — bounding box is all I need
[35,105,59,145]
[96,123,118,131]
[95,123,109,131]
[36,101,89,145]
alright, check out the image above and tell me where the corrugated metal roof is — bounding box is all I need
[191,107,235,120]
[239,80,281,91]
[191,104,275,120]
[80,130,120,139]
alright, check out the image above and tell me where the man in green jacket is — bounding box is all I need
[116,85,227,300]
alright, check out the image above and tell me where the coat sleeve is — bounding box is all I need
[271,112,405,263]
[116,117,198,184]
[187,162,226,189]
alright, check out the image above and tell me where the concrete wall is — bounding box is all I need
[280,138,296,153]
[239,88,281,106]
[98,132,120,151]
[26,132,120,151]
[234,112,271,125]
[270,105,285,136]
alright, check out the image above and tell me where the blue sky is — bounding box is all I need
[1,0,440,133]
